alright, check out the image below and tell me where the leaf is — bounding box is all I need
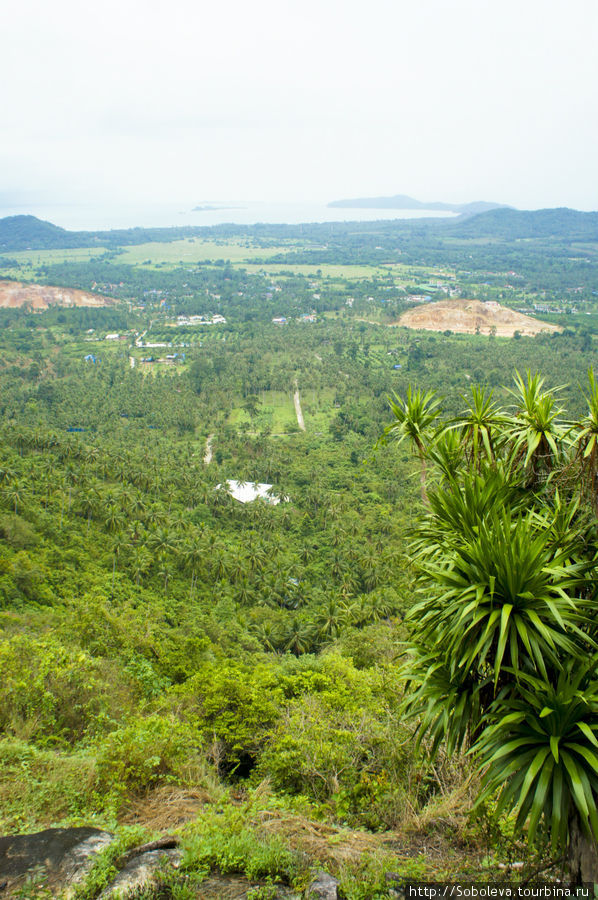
[577,721,598,748]
[527,755,554,841]
[550,735,559,762]
[561,750,590,818]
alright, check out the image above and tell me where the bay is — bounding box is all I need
[0,199,457,231]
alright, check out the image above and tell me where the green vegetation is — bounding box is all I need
[390,371,598,881]
[1,211,598,895]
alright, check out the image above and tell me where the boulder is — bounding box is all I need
[0,827,113,896]
[98,848,181,897]
[305,871,339,899]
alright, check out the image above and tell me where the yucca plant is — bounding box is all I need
[411,509,592,685]
[402,642,491,756]
[570,368,598,511]
[504,370,566,485]
[411,464,525,563]
[474,661,598,879]
[386,374,598,880]
[447,385,507,468]
[425,427,464,484]
[383,387,442,502]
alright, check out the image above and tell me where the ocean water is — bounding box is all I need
[0,200,457,231]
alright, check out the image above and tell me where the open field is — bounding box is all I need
[0,247,109,281]
[229,390,299,433]
[0,240,436,287]
[118,238,299,266]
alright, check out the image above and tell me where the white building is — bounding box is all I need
[215,480,288,505]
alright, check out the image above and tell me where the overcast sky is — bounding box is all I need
[2,0,597,211]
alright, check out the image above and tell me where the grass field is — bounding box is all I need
[240,263,394,279]
[229,390,299,434]
[0,247,109,280]
[0,242,436,288]
[118,238,298,267]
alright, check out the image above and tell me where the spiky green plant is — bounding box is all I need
[448,385,507,467]
[570,368,598,510]
[474,661,598,851]
[384,387,442,502]
[505,370,566,483]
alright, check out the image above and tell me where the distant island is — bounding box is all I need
[192,205,245,212]
[328,194,509,216]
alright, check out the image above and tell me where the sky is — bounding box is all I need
[2,0,598,212]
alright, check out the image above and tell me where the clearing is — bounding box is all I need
[0,280,113,310]
[397,298,561,336]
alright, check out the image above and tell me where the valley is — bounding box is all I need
[0,208,597,897]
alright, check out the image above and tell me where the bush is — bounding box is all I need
[0,634,135,744]
[181,805,303,886]
[0,739,97,831]
[0,513,37,548]
[96,714,205,796]
[256,655,414,828]
[170,661,283,775]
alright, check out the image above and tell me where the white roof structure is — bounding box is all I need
[216,480,287,505]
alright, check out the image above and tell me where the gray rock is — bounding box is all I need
[0,827,113,896]
[98,848,181,898]
[305,871,339,900]
[61,830,115,886]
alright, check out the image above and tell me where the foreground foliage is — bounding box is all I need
[388,370,598,880]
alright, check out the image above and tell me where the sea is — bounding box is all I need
[0,200,457,232]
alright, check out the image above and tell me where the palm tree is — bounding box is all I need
[249,620,282,653]
[313,598,347,642]
[109,531,130,601]
[281,619,314,656]
[2,477,25,514]
[180,538,205,595]
[147,524,178,558]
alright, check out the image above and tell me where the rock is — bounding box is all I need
[60,830,115,887]
[98,848,181,898]
[0,827,114,896]
[186,877,300,899]
[305,871,339,899]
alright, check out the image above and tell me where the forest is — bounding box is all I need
[1,211,598,898]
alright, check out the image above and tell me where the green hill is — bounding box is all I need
[0,215,89,251]
[452,206,598,239]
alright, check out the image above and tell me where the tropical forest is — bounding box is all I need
[1,207,598,898]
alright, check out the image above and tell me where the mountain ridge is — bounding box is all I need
[328,194,508,215]
[1,206,597,252]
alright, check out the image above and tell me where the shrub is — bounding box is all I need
[0,739,97,832]
[96,714,204,796]
[180,805,302,886]
[0,634,135,744]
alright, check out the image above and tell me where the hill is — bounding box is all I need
[397,298,561,336]
[0,280,114,309]
[0,215,92,251]
[452,206,598,239]
[0,215,200,252]
[328,194,507,215]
